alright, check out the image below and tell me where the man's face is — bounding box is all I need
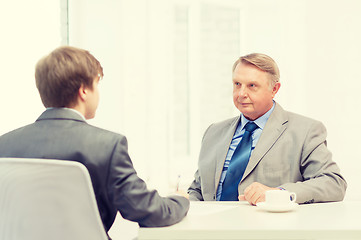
[232,62,280,120]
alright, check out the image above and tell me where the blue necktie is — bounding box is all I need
[220,122,259,201]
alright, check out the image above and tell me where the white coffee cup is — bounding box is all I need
[265,190,296,205]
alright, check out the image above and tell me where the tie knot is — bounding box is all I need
[244,122,258,133]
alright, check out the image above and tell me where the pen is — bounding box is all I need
[176,175,181,191]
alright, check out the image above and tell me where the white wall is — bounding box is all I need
[0,1,61,135]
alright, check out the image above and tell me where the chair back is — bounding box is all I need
[0,158,109,240]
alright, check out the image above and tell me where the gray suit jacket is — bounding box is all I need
[188,103,347,204]
[0,108,189,233]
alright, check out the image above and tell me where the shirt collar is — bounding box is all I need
[240,101,275,130]
[46,107,86,121]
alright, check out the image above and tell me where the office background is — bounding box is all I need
[1,0,360,200]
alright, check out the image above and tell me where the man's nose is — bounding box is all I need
[236,86,247,98]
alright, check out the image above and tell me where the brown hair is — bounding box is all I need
[35,46,103,108]
[232,53,280,86]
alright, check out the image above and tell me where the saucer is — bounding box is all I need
[256,202,298,212]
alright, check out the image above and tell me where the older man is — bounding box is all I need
[188,53,346,205]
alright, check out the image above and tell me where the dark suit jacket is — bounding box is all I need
[188,103,347,204]
[0,108,189,232]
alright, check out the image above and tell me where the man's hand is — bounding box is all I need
[238,182,279,205]
[175,189,189,199]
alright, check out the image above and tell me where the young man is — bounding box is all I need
[0,46,189,235]
[188,53,347,205]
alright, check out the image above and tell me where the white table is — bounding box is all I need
[138,201,361,240]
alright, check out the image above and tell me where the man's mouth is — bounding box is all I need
[240,102,252,106]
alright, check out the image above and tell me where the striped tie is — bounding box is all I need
[220,122,259,201]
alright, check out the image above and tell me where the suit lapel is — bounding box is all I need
[241,103,288,181]
[214,116,240,191]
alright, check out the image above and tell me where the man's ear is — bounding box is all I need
[272,82,281,98]
[78,84,87,102]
